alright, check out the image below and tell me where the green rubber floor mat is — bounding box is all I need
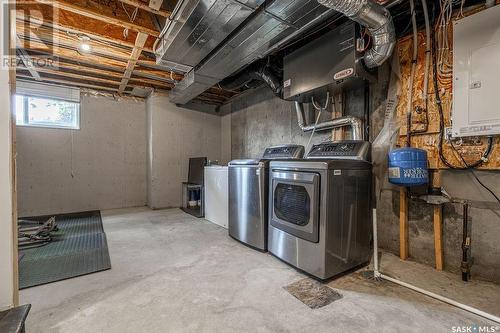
[18,211,111,289]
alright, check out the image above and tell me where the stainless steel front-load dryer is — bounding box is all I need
[268,141,372,280]
[228,145,304,251]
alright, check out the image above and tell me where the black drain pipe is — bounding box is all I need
[461,202,472,282]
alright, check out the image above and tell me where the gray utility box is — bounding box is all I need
[283,21,375,103]
[452,5,500,138]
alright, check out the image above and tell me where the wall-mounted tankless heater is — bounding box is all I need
[283,21,375,103]
[452,5,500,138]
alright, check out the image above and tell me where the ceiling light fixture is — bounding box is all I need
[78,36,92,53]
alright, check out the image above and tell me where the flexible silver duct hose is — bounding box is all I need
[295,102,364,140]
[316,0,396,68]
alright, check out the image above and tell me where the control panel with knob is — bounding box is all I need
[307,140,371,161]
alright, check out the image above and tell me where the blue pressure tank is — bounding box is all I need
[388,148,429,186]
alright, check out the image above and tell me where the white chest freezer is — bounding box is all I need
[204,166,229,229]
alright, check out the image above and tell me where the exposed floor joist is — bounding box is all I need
[31,0,160,36]
[15,0,237,103]
[16,37,41,81]
[149,0,163,11]
[16,11,154,52]
[17,74,119,92]
[17,22,134,61]
[119,32,149,93]
[118,0,171,17]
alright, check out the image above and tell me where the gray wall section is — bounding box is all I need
[223,79,500,283]
[146,93,222,209]
[225,86,334,160]
[377,170,500,282]
[16,94,147,217]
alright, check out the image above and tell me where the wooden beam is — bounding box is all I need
[16,10,154,52]
[432,170,444,271]
[17,65,122,86]
[17,39,129,69]
[31,0,160,36]
[16,36,41,81]
[27,53,178,86]
[29,57,123,78]
[400,187,409,260]
[20,59,173,89]
[17,22,134,61]
[135,65,184,81]
[149,0,163,11]
[16,73,119,92]
[118,0,171,17]
[119,32,148,93]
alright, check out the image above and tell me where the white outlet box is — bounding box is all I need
[452,5,500,138]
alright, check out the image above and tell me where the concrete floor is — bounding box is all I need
[20,208,499,333]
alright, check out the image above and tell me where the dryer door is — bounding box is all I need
[270,170,320,243]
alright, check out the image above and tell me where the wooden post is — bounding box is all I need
[399,187,409,260]
[433,205,443,270]
[432,170,444,271]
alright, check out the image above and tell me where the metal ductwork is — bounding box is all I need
[156,0,265,70]
[219,59,283,97]
[160,0,395,104]
[165,0,338,104]
[295,102,364,140]
[316,0,396,68]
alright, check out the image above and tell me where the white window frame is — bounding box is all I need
[15,94,81,130]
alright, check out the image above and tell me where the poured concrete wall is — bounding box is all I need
[224,82,500,283]
[146,93,222,209]
[16,94,147,217]
[377,171,500,282]
[221,86,339,160]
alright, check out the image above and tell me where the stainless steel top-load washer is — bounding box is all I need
[228,145,305,251]
[268,140,372,280]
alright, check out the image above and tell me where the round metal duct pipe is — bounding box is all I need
[316,0,396,68]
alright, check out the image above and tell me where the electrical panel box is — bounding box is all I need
[452,5,500,138]
[283,22,375,103]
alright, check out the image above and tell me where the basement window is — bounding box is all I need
[15,95,80,130]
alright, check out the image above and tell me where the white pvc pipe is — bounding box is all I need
[372,208,379,272]
[378,273,500,324]
[371,209,500,324]
[421,0,431,105]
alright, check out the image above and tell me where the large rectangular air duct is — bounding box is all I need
[169,0,335,104]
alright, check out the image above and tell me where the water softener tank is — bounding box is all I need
[388,148,429,186]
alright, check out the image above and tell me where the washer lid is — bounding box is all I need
[228,159,263,166]
[262,144,305,159]
[306,140,371,161]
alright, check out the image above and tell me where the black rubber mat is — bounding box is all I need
[18,211,111,289]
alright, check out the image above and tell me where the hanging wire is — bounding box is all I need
[306,92,330,153]
[311,91,330,112]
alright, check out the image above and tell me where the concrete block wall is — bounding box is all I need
[222,83,500,283]
[146,93,223,209]
[16,94,148,217]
